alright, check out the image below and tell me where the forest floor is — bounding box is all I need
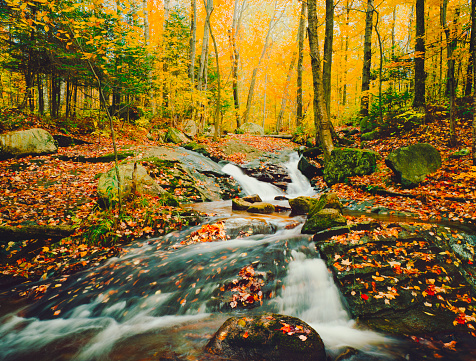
[0,114,475,295]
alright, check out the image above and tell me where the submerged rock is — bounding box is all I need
[323,148,379,185]
[205,313,326,361]
[224,218,277,238]
[385,143,441,188]
[0,128,57,159]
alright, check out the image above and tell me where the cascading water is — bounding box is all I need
[0,150,401,361]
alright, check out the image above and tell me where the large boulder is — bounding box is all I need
[0,128,57,159]
[310,192,343,214]
[288,196,317,215]
[205,313,326,361]
[323,148,379,186]
[182,119,198,138]
[297,156,322,179]
[165,127,190,144]
[238,122,265,135]
[224,218,277,238]
[385,143,441,188]
[301,208,347,234]
[97,162,172,206]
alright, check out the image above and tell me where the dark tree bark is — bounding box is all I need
[323,0,334,120]
[360,0,373,116]
[465,0,475,97]
[413,0,426,110]
[296,0,307,127]
[307,0,334,159]
[472,0,476,165]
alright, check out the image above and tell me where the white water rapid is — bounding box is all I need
[0,150,400,361]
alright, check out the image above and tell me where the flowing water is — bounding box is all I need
[0,152,402,360]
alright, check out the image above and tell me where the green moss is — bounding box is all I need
[323,148,379,185]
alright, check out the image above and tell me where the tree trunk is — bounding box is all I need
[307,0,334,160]
[296,0,307,127]
[466,0,475,97]
[189,0,197,83]
[472,0,476,165]
[442,1,458,147]
[360,0,373,117]
[276,51,297,133]
[198,0,211,91]
[230,0,245,129]
[243,1,283,124]
[342,0,351,106]
[37,73,44,115]
[413,0,425,110]
[0,225,75,243]
[323,0,334,120]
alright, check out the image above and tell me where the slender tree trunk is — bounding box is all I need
[323,0,334,120]
[413,0,426,110]
[243,2,282,124]
[342,0,351,106]
[442,1,458,147]
[307,0,334,159]
[230,0,245,129]
[263,64,268,129]
[276,51,297,133]
[189,0,197,83]
[472,0,476,165]
[466,0,475,97]
[198,0,211,91]
[296,0,307,127]
[360,0,373,116]
[37,73,44,115]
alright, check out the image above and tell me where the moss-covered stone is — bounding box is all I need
[232,198,253,211]
[385,143,441,188]
[309,192,343,216]
[289,196,317,215]
[360,129,380,141]
[302,208,347,234]
[205,313,326,361]
[323,148,379,185]
[247,202,275,214]
[243,194,262,203]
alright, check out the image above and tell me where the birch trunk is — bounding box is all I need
[323,0,334,120]
[189,0,197,83]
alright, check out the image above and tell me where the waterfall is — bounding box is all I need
[221,152,315,201]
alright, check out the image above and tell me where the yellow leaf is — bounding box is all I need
[44,25,49,32]
[42,246,49,253]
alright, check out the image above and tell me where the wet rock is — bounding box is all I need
[165,127,191,144]
[288,196,317,215]
[241,162,291,190]
[232,198,253,211]
[323,148,379,186]
[238,122,264,135]
[297,156,322,179]
[385,143,441,188]
[247,202,275,214]
[224,218,277,238]
[301,208,347,234]
[243,194,262,203]
[0,128,57,159]
[205,313,326,361]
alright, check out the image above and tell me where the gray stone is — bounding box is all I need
[323,148,379,186]
[0,128,57,159]
[97,163,168,205]
[224,218,277,238]
[205,313,326,361]
[385,143,441,188]
[238,122,264,135]
[165,127,190,144]
[182,119,198,138]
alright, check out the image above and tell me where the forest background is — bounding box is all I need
[1,0,475,159]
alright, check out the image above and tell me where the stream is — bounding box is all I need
[0,153,420,360]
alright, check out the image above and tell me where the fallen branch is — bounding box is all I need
[0,225,75,243]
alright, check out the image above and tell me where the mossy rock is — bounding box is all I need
[302,208,347,234]
[183,141,210,157]
[0,128,57,160]
[385,143,441,188]
[309,192,343,216]
[289,196,317,215]
[247,202,275,214]
[232,198,253,211]
[323,148,379,186]
[205,313,326,361]
[243,194,262,203]
[165,127,190,144]
[360,129,380,141]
